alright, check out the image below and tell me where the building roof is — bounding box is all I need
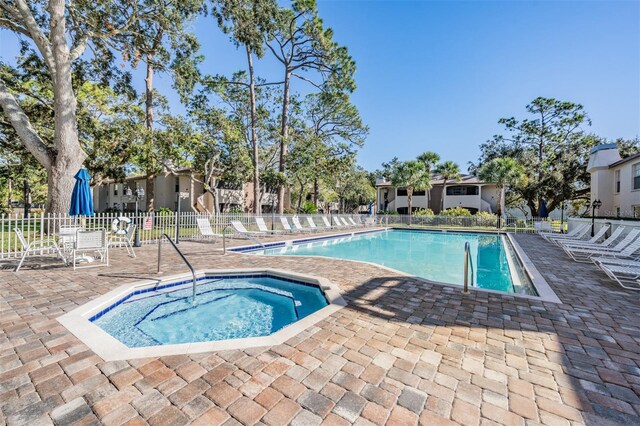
[590,143,618,154]
[376,174,494,187]
[608,152,640,169]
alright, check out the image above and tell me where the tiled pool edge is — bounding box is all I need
[57,268,346,361]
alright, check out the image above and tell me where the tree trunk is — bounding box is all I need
[313,178,319,207]
[47,0,87,213]
[297,181,304,211]
[441,179,447,212]
[407,188,413,225]
[145,58,155,212]
[23,179,31,216]
[0,0,87,214]
[7,178,12,210]
[246,46,261,215]
[277,70,291,214]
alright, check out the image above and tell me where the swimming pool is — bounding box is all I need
[252,229,536,295]
[92,275,328,348]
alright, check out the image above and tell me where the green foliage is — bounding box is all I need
[441,207,472,216]
[283,207,297,214]
[414,208,434,216]
[473,97,596,216]
[300,202,318,214]
[377,210,398,215]
[478,157,526,215]
[156,207,173,215]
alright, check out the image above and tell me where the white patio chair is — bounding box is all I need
[108,223,137,257]
[255,217,281,234]
[339,217,352,228]
[195,218,220,242]
[230,220,266,237]
[13,228,67,272]
[564,229,640,263]
[321,216,336,229]
[306,217,321,232]
[595,262,640,291]
[73,229,109,270]
[560,226,623,249]
[59,226,83,255]
[541,223,588,242]
[347,217,364,227]
[292,216,314,233]
[279,217,295,233]
[558,225,610,248]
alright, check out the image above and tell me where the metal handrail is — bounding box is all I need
[157,233,197,303]
[463,241,474,294]
[222,224,265,253]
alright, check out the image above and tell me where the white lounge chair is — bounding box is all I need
[292,217,314,233]
[14,228,67,272]
[564,229,640,262]
[108,223,137,257]
[195,218,219,242]
[321,216,336,229]
[347,217,362,227]
[559,225,611,248]
[561,226,623,249]
[338,217,351,227]
[306,217,320,232]
[595,262,640,291]
[255,217,281,234]
[230,220,265,237]
[73,229,109,271]
[279,217,295,233]
[542,224,589,243]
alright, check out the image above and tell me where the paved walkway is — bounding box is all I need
[1,233,639,425]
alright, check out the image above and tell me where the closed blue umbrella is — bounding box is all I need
[69,169,94,216]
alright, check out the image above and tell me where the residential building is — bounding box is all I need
[375,174,504,214]
[92,168,277,213]
[587,143,640,217]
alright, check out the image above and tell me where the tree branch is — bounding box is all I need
[0,78,53,169]
[10,0,56,74]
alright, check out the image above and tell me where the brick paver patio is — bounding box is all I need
[1,232,639,425]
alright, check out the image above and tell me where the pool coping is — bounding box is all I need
[232,227,562,304]
[57,268,346,361]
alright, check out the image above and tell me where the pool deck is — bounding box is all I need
[1,232,639,425]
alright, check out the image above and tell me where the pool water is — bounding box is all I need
[257,230,535,295]
[93,276,328,347]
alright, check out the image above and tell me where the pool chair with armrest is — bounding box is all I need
[279,217,296,233]
[347,217,363,227]
[321,216,337,230]
[563,229,640,263]
[594,262,640,291]
[73,229,109,271]
[108,223,137,257]
[340,217,354,228]
[13,228,67,272]
[558,225,611,248]
[255,217,282,234]
[542,223,588,243]
[230,221,266,237]
[292,216,315,233]
[560,226,623,250]
[306,217,321,232]
[195,218,220,242]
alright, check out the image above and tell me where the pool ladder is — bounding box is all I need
[157,234,198,303]
[463,241,474,294]
[222,224,265,254]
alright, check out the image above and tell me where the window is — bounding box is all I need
[113,184,118,196]
[633,163,640,190]
[634,206,640,218]
[175,177,180,192]
[413,190,426,196]
[615,170,620,193]
[397,189,407,196]
[446,186,479,196]
[616,207,621,218]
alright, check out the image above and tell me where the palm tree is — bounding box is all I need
[417,151,440,208]
[391,160,431,224]
[435,160,461,212]
[478,157,525,222]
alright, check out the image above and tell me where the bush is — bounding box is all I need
[300,202,318,214]
[441,207,472,216]
[155,207,173,215]
[377,210,398,215]
[414,208,434,217]
[474,211,497,226]
[283,207,296,214]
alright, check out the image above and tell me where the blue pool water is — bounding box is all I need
[257,230,535,295]
[93,276,328,347]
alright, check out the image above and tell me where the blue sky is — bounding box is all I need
[2,1,639,173]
